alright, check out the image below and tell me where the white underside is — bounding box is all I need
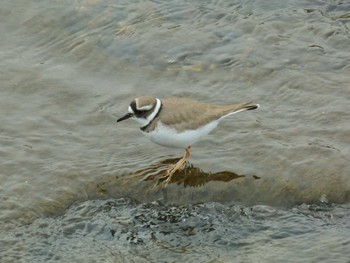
[142,120,220,148]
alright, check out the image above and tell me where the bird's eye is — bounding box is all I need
[130,101,149,118]
[134,109,147,118]
[130,101,140,115]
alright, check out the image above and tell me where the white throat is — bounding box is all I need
[132,98,162,128]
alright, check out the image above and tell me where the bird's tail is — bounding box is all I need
[220,102,260,118]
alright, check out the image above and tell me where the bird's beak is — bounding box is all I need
[117,113,133,122]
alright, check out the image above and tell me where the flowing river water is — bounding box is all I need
[1,0,350,262]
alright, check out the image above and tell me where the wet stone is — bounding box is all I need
[4,198,348,262]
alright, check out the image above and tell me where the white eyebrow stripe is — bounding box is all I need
[138,105,153,111]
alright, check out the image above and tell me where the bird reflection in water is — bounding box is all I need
[139,158,246,188]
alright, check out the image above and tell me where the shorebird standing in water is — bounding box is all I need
[117,96,259,186]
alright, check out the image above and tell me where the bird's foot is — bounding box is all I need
[156,146,192,188]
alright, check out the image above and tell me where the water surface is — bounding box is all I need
[1,0,350,261]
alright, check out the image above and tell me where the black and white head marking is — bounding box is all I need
[128,98,162,128]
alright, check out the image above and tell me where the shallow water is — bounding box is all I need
[1,0,350,262]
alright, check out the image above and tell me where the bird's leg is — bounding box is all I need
[160,145,192,186]
[167,145,191,175]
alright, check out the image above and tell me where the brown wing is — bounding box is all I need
[147,98,257,132]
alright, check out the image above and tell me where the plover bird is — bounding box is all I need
[117,96,259,186]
